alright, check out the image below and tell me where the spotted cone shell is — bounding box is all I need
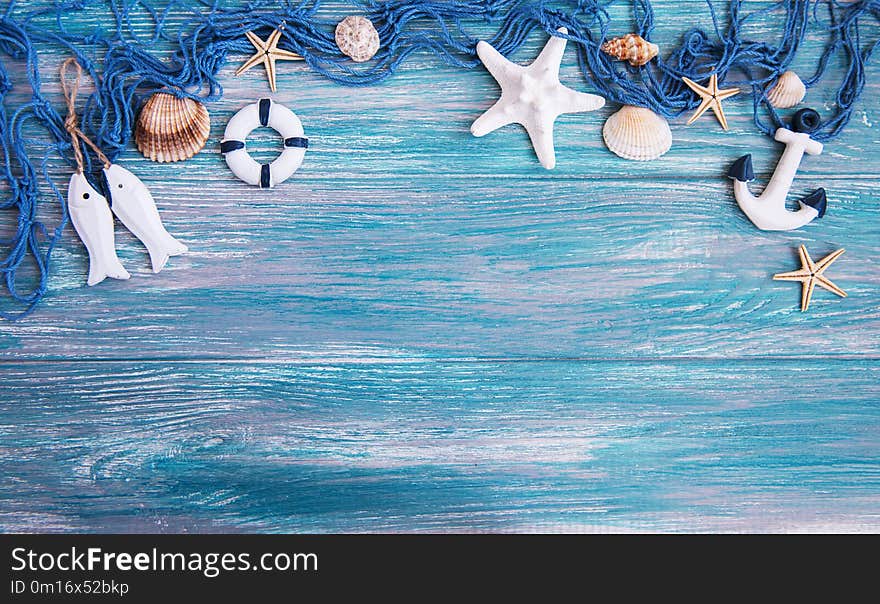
[766,70,806,109]
[335,16,380,62]
[601,34,659,67]
[135,92,210,163]
[602,105,672,161]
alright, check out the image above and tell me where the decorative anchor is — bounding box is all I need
[728,108,827,231]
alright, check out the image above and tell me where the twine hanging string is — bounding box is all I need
[0,0,878,319]
[60,57,112,173]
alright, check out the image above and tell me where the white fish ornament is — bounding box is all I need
[67,172,131,286]
[102,164,187,273]
[728,108,827,231]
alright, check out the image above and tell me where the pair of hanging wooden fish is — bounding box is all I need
[67,164,187,286]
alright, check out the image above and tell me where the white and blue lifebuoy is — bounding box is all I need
[220,98,308,188]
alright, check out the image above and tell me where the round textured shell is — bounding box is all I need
[766,71,806,109]
[602,105,672,161]
[135,93,210,163]
[335,16,380,63]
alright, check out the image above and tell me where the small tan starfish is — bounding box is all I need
[681,73,740,130]
[773,245,847,312]
[235,26,304,92]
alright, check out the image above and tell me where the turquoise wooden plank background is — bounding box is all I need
[0,1,878,532]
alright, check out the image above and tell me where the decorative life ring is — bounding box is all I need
[220,98,308,188]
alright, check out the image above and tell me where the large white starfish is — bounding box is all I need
[471,27,605,169]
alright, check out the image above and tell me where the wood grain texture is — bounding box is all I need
[1,360,878,533]
[1,175,877,360]
[0,0,878,532]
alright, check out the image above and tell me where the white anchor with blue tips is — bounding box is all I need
[221,98,308,188]
[728,108,827,231]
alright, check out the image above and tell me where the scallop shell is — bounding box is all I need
[600,34,659,67]
[602,105,672,161]
[766,71,806,109]
[335,16,380,63]
[135,93,210,163]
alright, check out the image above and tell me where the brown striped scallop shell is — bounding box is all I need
[135,92,210,163]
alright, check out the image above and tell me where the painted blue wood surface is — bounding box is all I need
[2,360,878,532]
[0,1,878,532]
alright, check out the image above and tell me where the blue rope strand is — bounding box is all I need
[0,0,878,319]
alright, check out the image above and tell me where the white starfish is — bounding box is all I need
[471,27,606,169]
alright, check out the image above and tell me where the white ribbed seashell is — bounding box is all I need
[766,71,806,109]
[135,93,210,163]
[335,16,380,63]
[602,105,672,161]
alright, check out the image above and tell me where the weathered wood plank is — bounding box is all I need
[1,359,877,532]
[2,176,876,359]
